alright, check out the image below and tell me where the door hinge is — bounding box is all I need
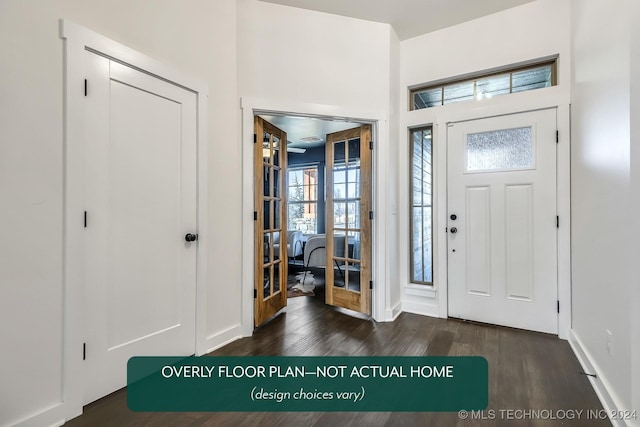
[84,211,87,228]
[254,288,257,299]
[83,343,86,360]
[369,211,374,220]
[254,211,258,221]
[369,140,373,150]
[253,133,257,144]
[556,216,559,228]
[369,280,373,290]
[557,300,560,313]
[556,130,559,143]
[84,79,87,97]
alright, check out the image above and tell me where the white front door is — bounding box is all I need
[447,109,558,334]
[82,51,198,404]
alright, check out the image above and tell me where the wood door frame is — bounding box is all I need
[240,98,391,337]
[58,20,208,426]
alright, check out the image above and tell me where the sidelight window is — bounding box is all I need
[410,127,433,285]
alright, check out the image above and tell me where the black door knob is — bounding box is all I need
[450,214,457,220]
[450,227,458,234]
[185,233,198,242]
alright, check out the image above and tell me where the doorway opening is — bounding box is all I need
[253,113,375,328]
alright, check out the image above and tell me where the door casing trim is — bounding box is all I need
[240,97,389,336]
[401,90,571,339]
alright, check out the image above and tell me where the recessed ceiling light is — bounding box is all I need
[300,136,322,143]
[287,147,306,154]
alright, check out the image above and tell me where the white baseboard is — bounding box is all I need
[391,301,402,320]
[10,326,242,427]
[204,324,243,354]
[382,301,402,321]
[569,329,627,427]
[401,299,440,318]
[10,401,70,427]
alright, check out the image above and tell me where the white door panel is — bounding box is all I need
[447,109,557,334]
[465,186,491,296]
[83,51,197,404]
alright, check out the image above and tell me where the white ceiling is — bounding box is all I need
[259,114,362,149]
[259,0,534,40]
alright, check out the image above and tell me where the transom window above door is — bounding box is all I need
[410,58,557,110]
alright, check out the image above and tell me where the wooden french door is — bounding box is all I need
[254,117,288,327]
[325,125,372,315]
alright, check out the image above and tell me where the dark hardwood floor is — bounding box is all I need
[66,289,608,426]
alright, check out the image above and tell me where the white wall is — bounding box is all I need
[632,1,640,421]
[388,27,402,316]
[398,0,571,318]
[237,0,390,109]
[2,0,635,424]
[401,0,571,96]
[237,0,399,321]
[570,0,633,416]
[0,1,239,425]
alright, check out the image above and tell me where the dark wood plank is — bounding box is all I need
[65,295,608,427]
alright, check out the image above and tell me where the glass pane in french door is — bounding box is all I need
[331,137,362,292]
[263,200,270,230]
[273,169,280,198]
[333,232,346,258]
[263,266,270,298]
[347,262,361,292]
[263,232,272,263]
[263,167,271,197]
[272,136,280,167]
[263,132,272,165]
[274,200,280,230]
[273,262,281,293]
[349,231,361,261]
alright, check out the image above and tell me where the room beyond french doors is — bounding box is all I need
[325,125,372,315]
[254,117,288,327]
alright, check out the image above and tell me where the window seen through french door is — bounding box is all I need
[332,160,360,233]
[288,166,318,233]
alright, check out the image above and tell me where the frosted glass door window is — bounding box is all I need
[466,127,533,172]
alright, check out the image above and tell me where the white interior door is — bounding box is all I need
[447,109,557,334]
[83,51,198,404]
